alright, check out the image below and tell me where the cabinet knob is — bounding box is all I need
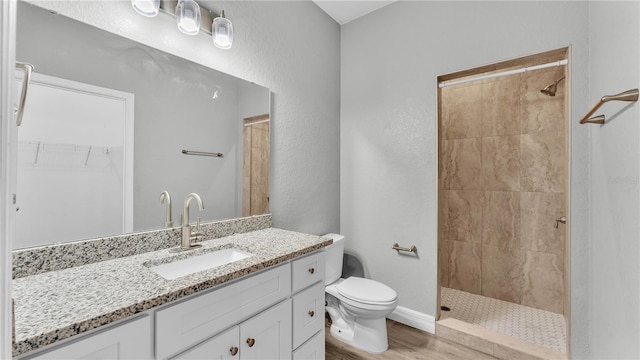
[246,338,255,347]
[229,347,239,356]
[308,310,315,317]
[308,267,315,274]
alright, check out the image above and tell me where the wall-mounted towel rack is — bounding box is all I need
[580,88,638,124]
[392,243,417,254]
[181,150,224,157]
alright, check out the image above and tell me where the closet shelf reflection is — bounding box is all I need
[18,141,120,168]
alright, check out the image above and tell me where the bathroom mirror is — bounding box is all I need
[14,2,270,249]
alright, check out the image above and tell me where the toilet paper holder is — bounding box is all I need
[392,243,417,254]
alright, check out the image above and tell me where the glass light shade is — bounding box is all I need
[131,0,160,17]
[213,11,233,49]
[176,0,201,35]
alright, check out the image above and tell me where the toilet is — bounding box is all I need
[323,233,398,354]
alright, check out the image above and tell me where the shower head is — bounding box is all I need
[540,76,566,97]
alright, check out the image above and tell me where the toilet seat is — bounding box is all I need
[336,277,397,305]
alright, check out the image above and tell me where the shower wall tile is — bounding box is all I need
[439,238,450,288]
[482,135,520,191]
[520,68,565,134]
[482,77,521,137]
[520,131,564,192]
[442,190,483,243]
[441,138,482,190]
[441,83,483,139]
[440,66,566,314]
[522,251,564,314]
[449,240,482,295]
[481,245,523,303]
[520,192,565,255]
[482,191,520,248]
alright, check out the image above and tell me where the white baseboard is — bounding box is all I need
[388,306,435,334]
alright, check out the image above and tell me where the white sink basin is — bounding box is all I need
[148,248,253,280]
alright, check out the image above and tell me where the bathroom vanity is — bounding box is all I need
[12,225,330,360]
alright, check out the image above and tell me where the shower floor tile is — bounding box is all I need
[440,287,566,353]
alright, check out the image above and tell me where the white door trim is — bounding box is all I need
[1,1,18,359]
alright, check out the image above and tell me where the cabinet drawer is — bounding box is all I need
[156,264,291,359]
[171,326,239,360]
[292,330,325,360]
[292,281,325,349]
[291,251,325,293]
[27,315,152,360]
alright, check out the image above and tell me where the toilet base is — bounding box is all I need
[329,316,390,354]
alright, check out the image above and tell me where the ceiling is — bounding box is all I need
[312,0,396,25]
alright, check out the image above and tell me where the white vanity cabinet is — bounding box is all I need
[157,263,291,359]
[290,252,326,358]
[173,299,292,360]
[169,251,326,360]
[17,250,327,360]
[26,315,152,360]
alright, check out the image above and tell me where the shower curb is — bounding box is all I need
[436,318,567,360]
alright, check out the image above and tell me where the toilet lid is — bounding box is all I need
[336,277,397,304]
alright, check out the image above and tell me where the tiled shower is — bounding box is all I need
[438,57,568,351]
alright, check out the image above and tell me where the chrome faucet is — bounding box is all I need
[159,191,173,228]
[176,193,205,251]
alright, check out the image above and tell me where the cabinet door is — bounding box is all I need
[292,282,324,349]
[29,315,151,360]
[292,331,324,360]
[171,326,239,360]
[240,299,291,360]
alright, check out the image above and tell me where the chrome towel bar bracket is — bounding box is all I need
[392,243,417,254]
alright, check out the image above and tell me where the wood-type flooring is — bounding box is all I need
[325,319,498,360]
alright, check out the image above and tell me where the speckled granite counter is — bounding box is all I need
[12,228,332,357]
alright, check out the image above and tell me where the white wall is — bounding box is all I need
[340,1,591,355]
[588,2,639,358]
[24,0,341,235]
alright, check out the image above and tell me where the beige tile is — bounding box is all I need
[482,191,520,248]
[520,192,565,255]
[520,67,565,134]
[439,239,450,288]
[442,190,483,243]
[449,240,482,295]
[481,245,523,303]
[482,76,521,137]
[522,251,564,313]
[436,319,495,356]
[441,138,482,190]
[441,83,483,140]
[520,131,564,192]
[482,135,520,191]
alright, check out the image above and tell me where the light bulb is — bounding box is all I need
[213,10,233,49]
[176,0,201,35]
[131,0,160,17]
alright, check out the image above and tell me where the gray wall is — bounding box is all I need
[27,0,341,236]
[587,2,639,358]
[340,1,591,356]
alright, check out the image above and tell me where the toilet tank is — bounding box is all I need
[322,233,345,285]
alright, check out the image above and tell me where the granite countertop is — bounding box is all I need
[12,228,332,356]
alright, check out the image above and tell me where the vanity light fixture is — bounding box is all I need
[131,0,160,17]
[131,0,233,50]
[212,10,233,49]
[176,0,201,35]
